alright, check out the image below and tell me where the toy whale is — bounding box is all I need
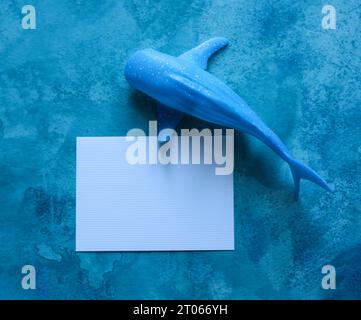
[124,37,333,198]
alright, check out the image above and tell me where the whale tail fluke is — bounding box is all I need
[289,158,333,200]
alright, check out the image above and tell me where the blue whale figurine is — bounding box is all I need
[124,37,333,198]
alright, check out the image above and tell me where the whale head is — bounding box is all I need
[124,49,171,97]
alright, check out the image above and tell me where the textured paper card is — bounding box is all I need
[76,137,234,251]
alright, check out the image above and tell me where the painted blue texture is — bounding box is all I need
[124,37,332,198]
[0,0,360,299]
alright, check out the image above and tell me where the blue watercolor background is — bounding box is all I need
[0,0,360,299]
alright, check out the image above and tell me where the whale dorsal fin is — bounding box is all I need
[179,37,229,70]
[156,37,229,142]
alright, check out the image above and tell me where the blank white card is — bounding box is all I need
[76,137,234,251]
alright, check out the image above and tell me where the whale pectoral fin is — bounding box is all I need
[179,37,229,70]
[157,102,183,142]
